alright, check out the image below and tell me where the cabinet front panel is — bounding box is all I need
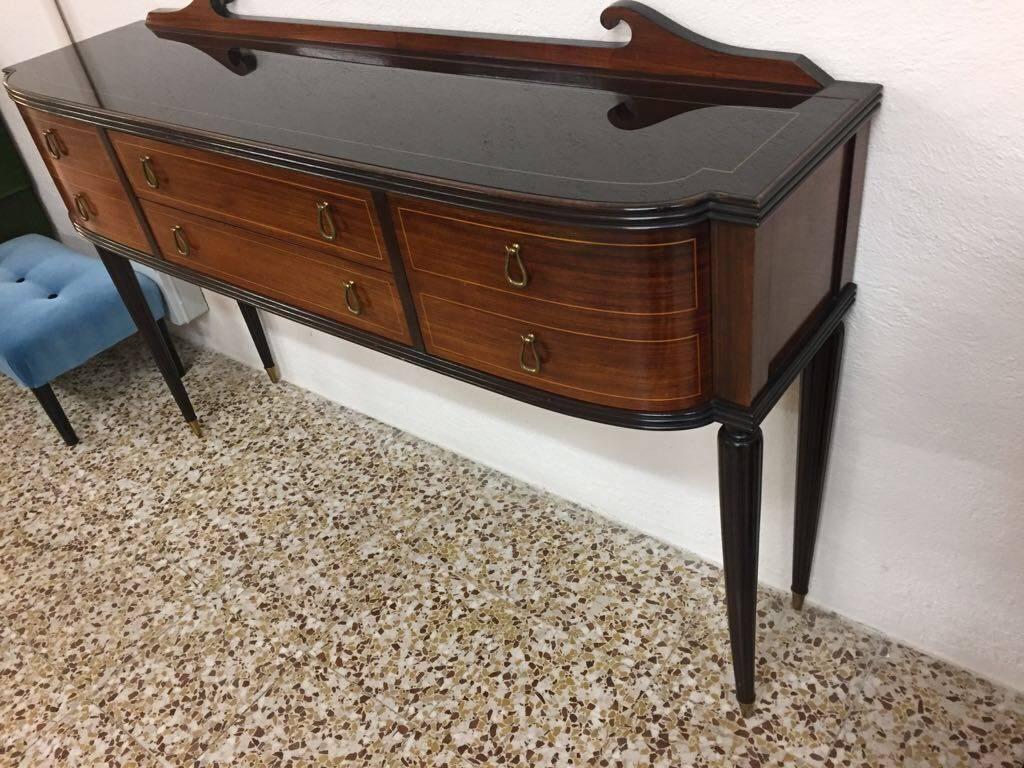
[393,197,711,411]
[142,201,410,344]
[21,107,119,181]
[394,197,704,317]
[111,132,388,270]
[56,166,150,252]
[418,292,704,411]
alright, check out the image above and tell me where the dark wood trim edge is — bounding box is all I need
[753,93,880,220]
[717,283,856,429]
[95,127,162,259]
[829,134,858,295]
[373,190,424,350]
[836,123,871,290]
[4,70,880,231]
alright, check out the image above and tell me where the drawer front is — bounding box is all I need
[111,132,387,270]
[21,107,119,181]
[418,291,704,411]
[394,197,703,317]
[57,166,150,252]
[142,202,410,344]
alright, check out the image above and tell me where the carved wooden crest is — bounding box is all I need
[147,0,831,91]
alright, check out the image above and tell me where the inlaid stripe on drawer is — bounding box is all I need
[141,201,410,344]
[51,163,130,204]
[419,293,704,410]
[394,198,703,318]
[111,132,387,269]
[59,175,149,253]
[20,107,118,181]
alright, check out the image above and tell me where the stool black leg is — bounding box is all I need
[157,318,187,378]
[718,424,763,717]
[32,384,79,447]
[237,301,279,382]
[98,248,202,437]
[792,323,846,610]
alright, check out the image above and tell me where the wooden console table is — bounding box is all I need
[4,0,881,714]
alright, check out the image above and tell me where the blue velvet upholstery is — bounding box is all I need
[0,234,166,390]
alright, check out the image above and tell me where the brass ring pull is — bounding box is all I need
[343,280,362,315]
[140,156,159,189]
[504,243,528,288]
[43,129,62,159]
[317,201,337,241]
[171,225,191,257]
[519,332,540,374]
[73,193,91,222]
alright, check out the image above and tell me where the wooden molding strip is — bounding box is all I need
[146,0,832,91]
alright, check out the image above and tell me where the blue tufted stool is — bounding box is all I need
[0,234,185,446]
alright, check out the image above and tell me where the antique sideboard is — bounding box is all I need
[4,0,881,714]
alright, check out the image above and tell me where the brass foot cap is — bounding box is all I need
[739,701,755,718]
[187,420,204,438]
[266,365,281,384]
[791,593,806,611]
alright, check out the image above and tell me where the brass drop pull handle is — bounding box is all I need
[140,156,159,189]
[317,201,337,241]
[171,225,191,257]
[343,280,362,315]
[73,193,91,222]
[43,129,63,159]
[519,332,540,374]
[504,243,528,288]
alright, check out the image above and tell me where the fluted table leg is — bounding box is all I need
[717,424,764,716]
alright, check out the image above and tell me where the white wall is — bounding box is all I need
[0,3,74,243]
[0,1,207,323]
[6,1,1023,691]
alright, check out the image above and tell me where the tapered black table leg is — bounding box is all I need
[32,384,79,447]
[791,323,846,610]
[98,248,202,437]
[718,424,763,716]
[237,301,279,382]
[157,318,187,378]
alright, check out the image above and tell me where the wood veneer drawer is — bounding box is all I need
[56,166,149,252]
[141,202,410,344]
[418,292,706,411]
[111,132,388,270]
[393,197,704,317]
[20,107,118,181]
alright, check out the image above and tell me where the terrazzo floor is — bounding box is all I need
[1,335,1021,768]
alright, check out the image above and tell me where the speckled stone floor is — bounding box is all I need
[1,336,1022,768]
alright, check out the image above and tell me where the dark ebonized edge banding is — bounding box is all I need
[5,71,880,232]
